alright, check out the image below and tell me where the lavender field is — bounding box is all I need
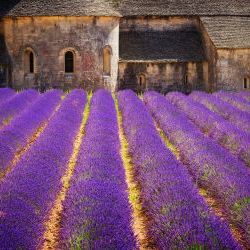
[0,88,249,249]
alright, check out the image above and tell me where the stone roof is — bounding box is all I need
[0,0,120,17]
[1,0,250,17]
[201,17,250,48]
[119,29,205,62]
[117,0,250,17]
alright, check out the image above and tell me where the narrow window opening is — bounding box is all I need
[243,77,248,89]
[29,52,34,73]
[65,51,74,73]
[103,47,111,75]
[139,76,143,86]
[138,74,146,88]
[184,74,188,85]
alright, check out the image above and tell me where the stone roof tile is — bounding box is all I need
[119,29,205,62]
[201,16,250,48]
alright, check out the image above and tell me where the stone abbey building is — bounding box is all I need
[0,0,250,92]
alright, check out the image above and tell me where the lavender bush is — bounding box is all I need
[190,91,250,135]
[0,89,38,128]
[59,90,136,249]
[167,91,250,166]
[118,90,239,249]
[214,91,250,114]
[236,91,250,102]
[144,91,250,245]
[0,90,62,176]
[0,90,86,249]
[0,88,15,105]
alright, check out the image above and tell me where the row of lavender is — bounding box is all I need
[0,90,136,249]
[0,90,86,248]
[0,90,62,177]
[0,88,249,248]
[59,90,136,248]
[118,90,239,249]
[144,91,250,245]
[166,91,250,166]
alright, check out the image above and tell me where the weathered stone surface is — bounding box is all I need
[216,49,250,91]
[118,17,208,93]
[0,15,249,92]
[2,16,119,91]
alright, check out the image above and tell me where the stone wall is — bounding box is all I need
[118,61,206,93]
[198,19,217,91]
[119,16,207,93]
[216,49,250,91]
[2,16,119,91]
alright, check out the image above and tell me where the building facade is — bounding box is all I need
[0,0,249,92]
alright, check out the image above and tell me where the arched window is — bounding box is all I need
[138,74,146,88]
[29,52,34,73]
[103,46,112,76]
[65,51,74,73]
[24,49,36,74]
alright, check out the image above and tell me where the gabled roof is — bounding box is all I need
[119,29,205,62]
[1,0,250,17]
[117,0,250,17]
[201,16,250,48]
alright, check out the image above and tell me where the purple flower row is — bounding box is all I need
[59,90,136,249]
[190,91,250,135]
[0,90,62,176]
[144,91,250,245]
[214,91,250,114]
[0,89,38,128]
[118,90,239,249]
[0,88,16,105]
[235,91,250,102]
[167,91,250,167]
[0,90,86,249]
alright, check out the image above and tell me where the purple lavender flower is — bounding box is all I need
[167,91,250,167]
[0,89,38,128]
[118,90,240,249]
[190,91,250,135]
[236,91,250,102]
[214,91,250,114]
[59,90,136,249]
[0,90,62,176]
[0,88,16,105]
[144,91,250,245]
[0,90,86,249]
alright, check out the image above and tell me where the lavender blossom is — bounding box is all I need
[0,89,38,128]
[214,91,250,114]
[0,90,86,249]
[59,90,136,249]
[167,91,250,166]
[118,90,240,249]
[236,91,250,102]
[0,90,62,176]
[144,91,250,245]
[0,88,16,105]
[190,91,250,135]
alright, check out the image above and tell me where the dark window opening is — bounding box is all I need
[138,74,146,87]
[65,51,74,73]
[29,52,34,73]
[184,74,188,85]
[243,78,248,89]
